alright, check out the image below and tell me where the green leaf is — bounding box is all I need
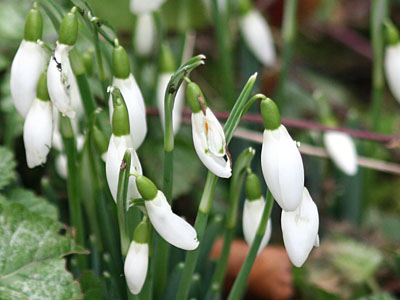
[356,293,396,300]
[0,202,87,300]
[79,271,104,300]
[7,188,59,220]
[0,147,16,190]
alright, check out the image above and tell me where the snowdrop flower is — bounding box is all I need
[323,131,358,176]
[124,219,149,295]
[23,72,53,168]
[134,13,156,57]
[47,7,80,118]
[239,0,276,67]
[242,173,271,253]
[384,21,400,104]
[157,44,184,134]
[260,98,304,211]
[106,88,142,203]
[10,3,47,118]
[186,81,232,178]
[136,175,199,250]
[108,40,147,149]
[281,188,319,267]
[130,0,166,14]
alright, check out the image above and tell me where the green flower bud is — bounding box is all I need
[59,7,79,46]
[36,72,50,102]
[112,40,131,79]
[133,218,150,244]
[136,175,158,201]
[385,20,400,46]
[186,82,205,113]
[82,49,94,76]
[24,3,43,42]
[260,97,280,130]
[160,43,176,73]
[69,48,86,76]
[238,0,252,16]
[59,115,74,139]
[93,126,108,155]
[111,88,130,136]
[245,172,262,201]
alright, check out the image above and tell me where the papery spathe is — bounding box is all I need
[261,125,304,211]
[108,74,147,149]
[281,188,319,267]
[157,73,185,134]
[145,191,199,250]
[124,241,148,295]
[105,134,143,202]
[323,131,358,176]
[242,196,272,253]
[385,44,400,104]
[192,108,232,178]
[240,9,276,67]
[134,13,156,57]
[130,0,166,14]
[10,40,47,118]
[23,98,53,168]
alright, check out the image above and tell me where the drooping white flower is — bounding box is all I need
[240,9,276,67]
[124,241,148,295]
[157,73,185,134]
[145,190,199,250]
[323,131,358,176]
[242,196,272,253]
[105,134,142,203]
[23,98,53,168]
[192,107,231,178]
[47,42,79,118]
[261,125,304,211]
[10,40,47,118]
[134,13,156,57]
[130,0,166,14]
[385,43,400,104]
[281,188,319,267]
[108,74,147,149]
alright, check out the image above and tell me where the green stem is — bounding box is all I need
[211,0,235,105]
[370,0,389,131]
[116,150,132,257]
[60,116,86,269]
[276,0,298,110]
[227,192,274,300]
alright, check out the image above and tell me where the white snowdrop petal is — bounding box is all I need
[323,131,358,176]
[124,241,148,295]
[109,74,147,149]
[205,108,226,156]
[134,13,156,57]
[55,154,68,179]
[47,43,77,118]
[261,125,304,211]
[23,99,53,168]
[385,44,400,104]
[10,40,47,118]
[281,188,319,267]
[242,197,272,253]
[130,0,166,13]
[240,9,276,67]
[145,191,199,250]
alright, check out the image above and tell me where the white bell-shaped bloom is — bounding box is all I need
[191,108,231,178]
[124,241,148,295]
[323,131,358,176]
[108,74,147,149]
[261,125,304,211]
[23,99,53,168]
[10,40,47,118]
[130,0,166,14]
[242,196,272,253]
[385,43,400,104]
[106,134,142,203]
[240,9,276,67]
[157,73,185,134]
[47,42,81,118]
[134,13,156,57]
[281,188,319,267]
[145,191,199,250]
